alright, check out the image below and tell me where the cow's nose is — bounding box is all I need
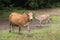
[30,19,32,21]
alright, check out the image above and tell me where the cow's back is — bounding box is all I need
[9,12,29,26]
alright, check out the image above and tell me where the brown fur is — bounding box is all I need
[9,12,29,26]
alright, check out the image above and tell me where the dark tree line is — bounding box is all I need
[0,0,60,10]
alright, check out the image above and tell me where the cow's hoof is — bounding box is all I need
[9,31,11,32]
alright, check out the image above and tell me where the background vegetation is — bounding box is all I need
[0,0,60,17]
[0,0,60,10]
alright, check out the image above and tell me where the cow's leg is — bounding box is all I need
[48,18,52,23]
[45,18,50,23]
[45,19,48,24]
[9,22,14,32]
[39,21,42,27]
[27,25,30,32]
[26,22,30,32]
[19,26,21,34]
[44,18,49,24]
[12,25,15,32]
[9,22,12,32]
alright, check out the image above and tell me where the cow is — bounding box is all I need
[9,12,33,33]
[35,14,51,26]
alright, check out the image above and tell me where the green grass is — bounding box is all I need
[0,14,60,40]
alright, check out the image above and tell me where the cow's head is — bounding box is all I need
[28,12,33,21]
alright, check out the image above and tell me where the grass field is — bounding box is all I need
[0,9,60,40]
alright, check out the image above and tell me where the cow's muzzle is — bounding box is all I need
[30,19,32,21]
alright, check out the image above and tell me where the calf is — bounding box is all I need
[35,14,51,26]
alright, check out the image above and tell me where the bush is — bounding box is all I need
[0,0,60,9]
[28,0,39,9]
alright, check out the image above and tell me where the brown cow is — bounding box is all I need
[9,12,33,33]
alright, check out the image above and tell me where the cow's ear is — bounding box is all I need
[26,13,29,16]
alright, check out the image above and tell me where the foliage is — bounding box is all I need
[27,0,39,9]
[0,0,60,9]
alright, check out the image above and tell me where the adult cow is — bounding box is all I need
[9,12,33,33]
[35,14,51,26]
